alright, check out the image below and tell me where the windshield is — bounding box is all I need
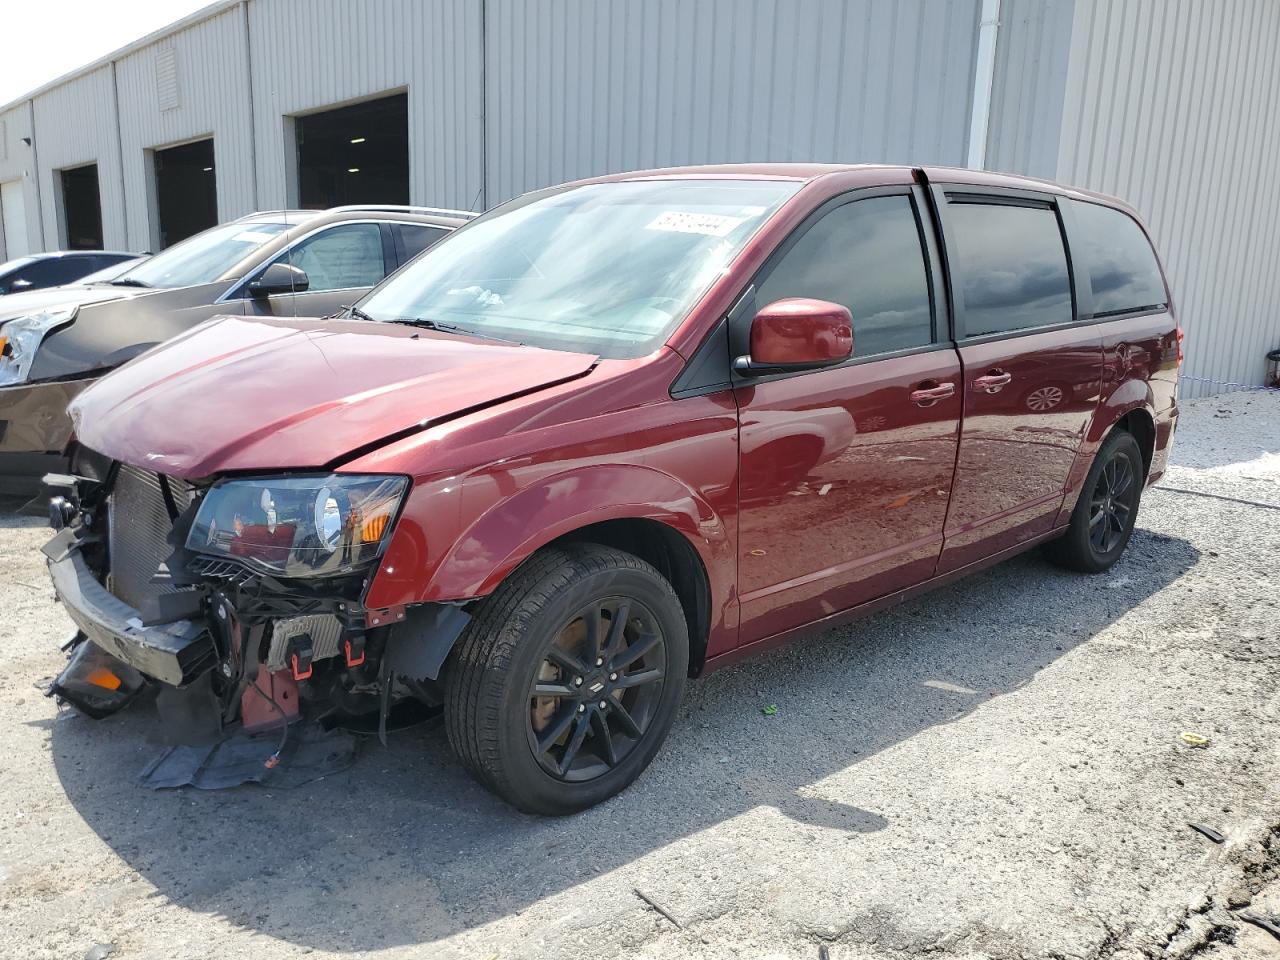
[80,258,146,284]
[116,221,291,289]
[356,179,800,358]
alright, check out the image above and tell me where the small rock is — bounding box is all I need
[84,945,116,960]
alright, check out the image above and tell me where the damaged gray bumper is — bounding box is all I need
[45,537,216,687]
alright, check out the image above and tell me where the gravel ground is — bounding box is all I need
[1,390,1278,960]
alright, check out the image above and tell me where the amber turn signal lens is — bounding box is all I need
[360,513,389,543]
[85,667,123,691]
[0,335,9,357]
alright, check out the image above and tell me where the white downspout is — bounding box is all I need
[966,0,1002,170]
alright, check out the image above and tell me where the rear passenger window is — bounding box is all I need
[755,195,933,356]
[395,223,450,263]
[1070,200,1167,317]
[947,199,1073,337]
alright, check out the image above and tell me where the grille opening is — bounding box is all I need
[107,465,196,621]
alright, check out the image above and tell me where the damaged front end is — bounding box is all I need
[44,446,470,754]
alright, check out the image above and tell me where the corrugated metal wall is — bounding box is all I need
[984,0,1075,179]
[30,66,127,249]
[1055,0,1280,398]
[0,103,41,258]
[7,0,1278,396]
[246,0,482,212]
[114,6,256,250]
[484,0,981,204]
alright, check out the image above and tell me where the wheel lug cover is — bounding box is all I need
[577,704,586,713]
[609,673,617,681]
[599,700,608,710]
[574,677,583,686]
[595,658,604,667]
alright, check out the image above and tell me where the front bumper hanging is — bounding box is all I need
[43,528,216,687]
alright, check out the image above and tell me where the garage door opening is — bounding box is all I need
[60,164,103,250]
[154,138,217,248]
[296,93,409,209]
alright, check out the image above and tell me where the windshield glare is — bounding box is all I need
[0,256,37,276]
[118,221,291,289]
[81,258,145,284]
[357,179,800,358]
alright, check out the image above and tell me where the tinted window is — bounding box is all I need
[1070,200,1167,317]
[396,223,450,262]
[276,223,386,292]
[948,200,1073,336]
[755,195,933,356]
[9,256,94,289]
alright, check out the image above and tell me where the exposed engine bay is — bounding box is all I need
[43,445,471,773]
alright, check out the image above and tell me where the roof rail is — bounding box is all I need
[323,204,479,219]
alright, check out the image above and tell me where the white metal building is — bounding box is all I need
[0,0,1277,397]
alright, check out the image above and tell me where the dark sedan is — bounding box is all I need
[0,251,140,295]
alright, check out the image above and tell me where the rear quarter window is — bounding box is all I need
[1069,200,1168,318]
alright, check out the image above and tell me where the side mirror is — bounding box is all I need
[247,262,309,298]
[733,298,853,376]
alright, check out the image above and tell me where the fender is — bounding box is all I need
[1055,376,1155,525]
[1087,375,1154,446]
[425,462,732,604]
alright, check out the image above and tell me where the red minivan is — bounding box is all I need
[43,164,1180,814]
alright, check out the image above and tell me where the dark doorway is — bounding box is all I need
[296,93,409,209]
[154,138,217,248]
[60,164,103,250]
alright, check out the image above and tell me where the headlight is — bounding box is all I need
[186,474,408,578]
[0,306,77,386]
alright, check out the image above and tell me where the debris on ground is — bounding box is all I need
[1237,911,1280,942]
[1180,731,1211,748]
[1189,823,1227,844]
[633,888,682,928]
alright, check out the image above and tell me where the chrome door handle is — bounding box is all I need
[910,382,956,405]
[973,371,1012,392]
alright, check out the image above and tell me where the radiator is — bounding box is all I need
[107,464,195,622]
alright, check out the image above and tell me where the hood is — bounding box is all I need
[70,315,598,478]
[0,283,142,323]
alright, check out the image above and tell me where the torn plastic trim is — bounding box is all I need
[384,601,472,682]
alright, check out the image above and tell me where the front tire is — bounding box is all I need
[1045,428,1144,573]
[443,543,688,815]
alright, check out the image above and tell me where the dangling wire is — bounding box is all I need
[249,676,290,769]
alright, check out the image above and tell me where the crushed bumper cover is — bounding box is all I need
[45,537,216,687]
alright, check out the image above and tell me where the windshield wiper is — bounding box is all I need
[385,317,474,336]
[382,315,523,345]
[346,305,375,322]
[107,278,153,288]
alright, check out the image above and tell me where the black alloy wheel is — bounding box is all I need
[1044,428,1145,573]
[1088,452,1137,554]
[527,597,667,782]
[444,543,689,815]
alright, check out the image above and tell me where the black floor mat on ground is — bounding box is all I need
[140,722,358,790]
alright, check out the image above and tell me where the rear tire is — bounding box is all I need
[443,543,688,815]
[1044,429,1144,573]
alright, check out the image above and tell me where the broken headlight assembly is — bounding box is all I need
[185,474,408,578]
[0,305,77,386]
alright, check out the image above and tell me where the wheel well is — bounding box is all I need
[553,518,712,677]
[1115,409,1155,477]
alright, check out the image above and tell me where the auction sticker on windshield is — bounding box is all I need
[645,211,749,236]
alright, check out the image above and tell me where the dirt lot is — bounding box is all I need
[2,390,1278,960]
